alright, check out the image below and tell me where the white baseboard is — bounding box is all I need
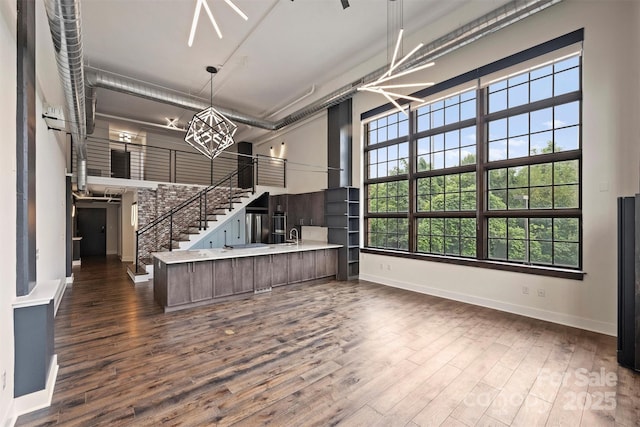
[0,400,16,427]
[127,268,151,284]
[53,279,67,317]
[13,355,58,420]
[65,274,73,285]
[72,260,81,266]
[359,273,616,337]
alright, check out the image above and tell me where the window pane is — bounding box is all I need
[508,166,529,188]
[399,119,409,137]
[445,105,460,125]
[554,185,579,208]
[489,190,507,210]
[531,108,553,133]
[554,218,579,241]
[554,126,579,151]
[530,76,552,102]
[432,109,444,128]
[508,240,526,262]
[530,163,552,186]
[508,136,529,159]
[530,218,552,240]
[489,169,507,190]
[508,113,529,137]
[530,187,553,209]
[460,100,475,120]
[433,134,445,151]
[530,131,553,155]
[489,119,507,141]
[530,64,552,79]
[508,188,528,209]
[554,242,579,267]
[460,126,476,147]
[433,151,444,170]
[489,140,507,161]
[445,149,460,168]
[418,113,430,132]
[530,240,553,264]
[461,146,476,165]
[489,90,507,113]
[554,102,580,127]
[508,84,529,108]
[489,239,507,259]
[554,160,579,184]
[554,68,579,95]
[555,56,579,72]
[489,218,507,238]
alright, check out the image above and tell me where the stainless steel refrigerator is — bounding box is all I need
[245,213,269,244]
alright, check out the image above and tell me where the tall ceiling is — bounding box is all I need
[77,0,509,142]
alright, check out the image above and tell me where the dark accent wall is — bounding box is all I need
[14,302,54,396]
[66,176,72,277]
[327,99,352,188]
[237,142,253,189]
[16,0,37,296]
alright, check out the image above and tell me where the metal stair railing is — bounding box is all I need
[134,159,256,273]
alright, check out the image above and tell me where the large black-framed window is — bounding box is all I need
[362,34,583,279]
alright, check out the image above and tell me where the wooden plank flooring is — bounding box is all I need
[16,256,640,426]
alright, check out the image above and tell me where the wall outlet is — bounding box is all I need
[537,289,546,297]
[379,263,383,270]
[522,286,529,295]
[386,264,391,271]
[2,370,6,391]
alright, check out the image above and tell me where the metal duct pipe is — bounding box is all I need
[85,0,561,133]
[77,159,87,191]
[44,0,88,190]
[84,69,278,130]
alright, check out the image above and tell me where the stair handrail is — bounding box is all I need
[135,159,256,272]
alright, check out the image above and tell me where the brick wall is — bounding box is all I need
[135,184,244,264]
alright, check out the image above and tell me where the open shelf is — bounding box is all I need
[325,187,359,281]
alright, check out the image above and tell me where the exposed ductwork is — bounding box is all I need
[84,0,562,134]
[44,0,88,191]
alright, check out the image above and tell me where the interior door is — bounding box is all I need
[111,149,130,179]
[77,208,107,257]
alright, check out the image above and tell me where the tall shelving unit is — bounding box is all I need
[325,187,359,280]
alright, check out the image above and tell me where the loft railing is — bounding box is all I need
[71,137,286,187]
[135,160,257,273]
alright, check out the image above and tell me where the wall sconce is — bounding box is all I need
[131,202,138,229]
[71,204,76,218]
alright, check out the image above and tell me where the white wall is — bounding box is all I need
[120,191,136,263]
[353,0,640,336]
[106,204,119,255]
[254,113,328,194]
[0,0,16,423]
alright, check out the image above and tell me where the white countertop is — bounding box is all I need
[13,279,62,308]
[152,240,342,264]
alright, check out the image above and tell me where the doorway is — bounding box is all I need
[77,208,107,256]
[111,149,130,179]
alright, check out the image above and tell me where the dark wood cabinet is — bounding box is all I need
[233,257,254,294]
[316,248,337,278]
[272,254,289,286]
[254,255,272,290]
[213,259,234,297]
[190,261,213,302]
[286,191,325,230]
[289,251,315,283]
[154,246,338,311]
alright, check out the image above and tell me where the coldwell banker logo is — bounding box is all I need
[463,367,617,411]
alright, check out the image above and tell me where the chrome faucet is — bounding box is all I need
[289,228,299,244]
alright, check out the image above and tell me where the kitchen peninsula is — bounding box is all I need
[153,241,341,312]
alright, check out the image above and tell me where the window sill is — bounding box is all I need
[361,248,585,280]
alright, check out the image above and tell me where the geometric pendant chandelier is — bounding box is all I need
[184,66,237,160]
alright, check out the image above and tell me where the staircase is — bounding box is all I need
[129,161,259,283]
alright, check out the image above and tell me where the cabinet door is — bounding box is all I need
[233,257,254,294]
[271,254,289,287]
[167,264,191,306]
[326,249,337,277]
[315,250,328,278]
[190,261,213,302]
[286,194,299,229]
[254,255,272,290]
[288,252,303,283]
[310,191,325,226]
[301,251,316,281]
[213,259,234,297]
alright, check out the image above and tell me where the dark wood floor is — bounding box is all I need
[16,256,639,426]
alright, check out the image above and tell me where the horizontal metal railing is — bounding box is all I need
[135,160,256,272]
[72,137,286,187]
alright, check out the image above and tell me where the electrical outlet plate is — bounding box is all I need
[522,286,529,295]
[537,289,546,297]
[2,370,6,391]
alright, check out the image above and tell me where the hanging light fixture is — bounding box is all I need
[184,66,237,160]
[188,0,248,47]
[357,0,435,116]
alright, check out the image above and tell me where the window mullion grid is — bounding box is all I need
[477,85,488,260]
[408,108,417,253]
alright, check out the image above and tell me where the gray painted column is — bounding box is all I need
[327,99,352,189]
